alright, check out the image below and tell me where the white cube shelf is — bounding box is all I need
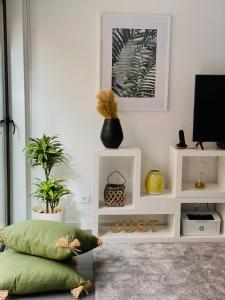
[169,147,225,197]
[93,148,141,234]
[92,146,225,243]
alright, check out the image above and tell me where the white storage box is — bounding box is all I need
[182,212,221,236]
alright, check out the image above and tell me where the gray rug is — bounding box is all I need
[93,243,225,300]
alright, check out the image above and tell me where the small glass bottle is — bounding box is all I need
[195,162,206,189]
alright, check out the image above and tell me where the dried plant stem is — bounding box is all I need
[97,90,118,119]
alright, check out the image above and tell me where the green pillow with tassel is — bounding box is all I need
[0,249,92,299]
[0,220,101,260]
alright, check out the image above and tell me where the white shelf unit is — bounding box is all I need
[93,147,225,243]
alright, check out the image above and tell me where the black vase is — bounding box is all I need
[100,118,123,149]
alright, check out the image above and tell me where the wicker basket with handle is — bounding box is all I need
[104,170,126,207]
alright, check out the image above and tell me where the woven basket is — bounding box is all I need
[104,170,126,207]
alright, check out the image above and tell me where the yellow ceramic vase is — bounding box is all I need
[145,170,164,195]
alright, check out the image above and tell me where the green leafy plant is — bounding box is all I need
[25,134,70,213]
[33,178,70,214]
[25,134,66,179]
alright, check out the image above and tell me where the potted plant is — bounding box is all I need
[25,134,71,222]
[97,90,123,148]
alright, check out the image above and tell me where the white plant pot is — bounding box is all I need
[32,207,65,222]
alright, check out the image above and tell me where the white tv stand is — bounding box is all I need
[93,147,225,243]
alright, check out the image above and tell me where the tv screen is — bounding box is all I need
[193,75,225,143]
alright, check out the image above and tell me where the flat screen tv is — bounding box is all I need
[193,75,225,149]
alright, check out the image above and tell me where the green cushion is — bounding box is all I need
[0,220,99,260]
[0,249,89,295]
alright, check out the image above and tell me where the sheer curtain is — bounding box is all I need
[0,0,6,229]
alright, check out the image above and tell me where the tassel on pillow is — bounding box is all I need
[71,281,92,299]
[0,234,5,244]
[0,290,8,300]
[97,237,103,246]
[56,237,81,255]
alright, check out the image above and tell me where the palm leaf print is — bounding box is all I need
[112,28,157,98]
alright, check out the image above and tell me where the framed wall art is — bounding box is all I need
[100,14,171,111]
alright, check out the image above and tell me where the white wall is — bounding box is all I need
[29,0,225,228]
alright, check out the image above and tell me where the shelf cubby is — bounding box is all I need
[92,148,141,234]
[98,214,176,243]
[170,147,225,197]
[180,202,225,237]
